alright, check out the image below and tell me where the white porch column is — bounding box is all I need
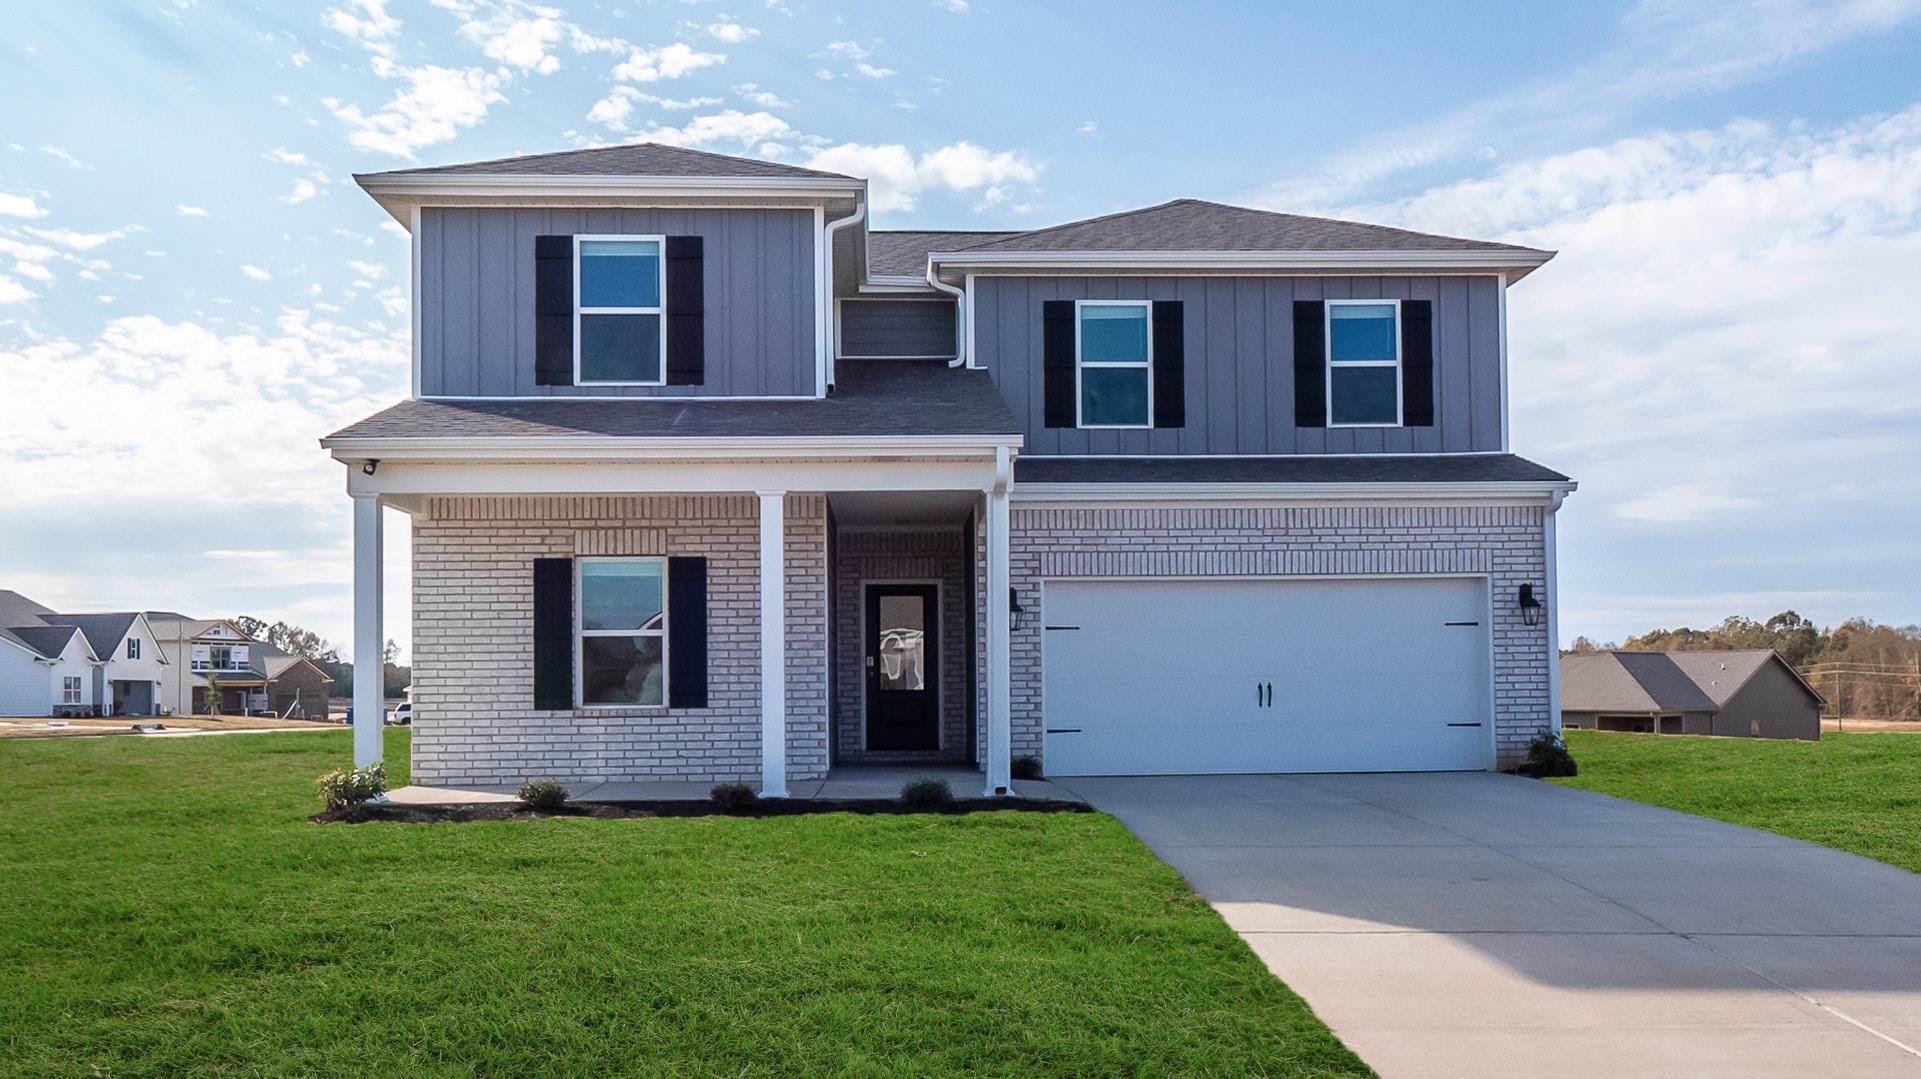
[983,448,1013,796]
[1545,491,1566,738]
[757,490,790,798]
[351,493,385,769]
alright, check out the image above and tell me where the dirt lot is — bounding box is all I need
[0,715,340,740]
[1821,717,1921,733]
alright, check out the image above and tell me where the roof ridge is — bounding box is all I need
[359,141,856,181]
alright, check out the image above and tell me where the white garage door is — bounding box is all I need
[1042,577,1492,776]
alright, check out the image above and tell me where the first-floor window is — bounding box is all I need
[62,676,82,704]
[577,559,667,706]
[1327,300,1402,426]
[1076,301,1152,427]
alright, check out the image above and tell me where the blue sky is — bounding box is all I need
[3,0,1920,659]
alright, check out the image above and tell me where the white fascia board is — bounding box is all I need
[928,248,1554,278]
[359,174,866,226]
[323,433,1021,462]
[345,455,1009,499]
[1010,479,1578,507]
[860,275,939,294]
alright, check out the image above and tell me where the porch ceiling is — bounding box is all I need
[830,490,977,527]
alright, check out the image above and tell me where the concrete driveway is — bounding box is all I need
[1056,772,1921,1078]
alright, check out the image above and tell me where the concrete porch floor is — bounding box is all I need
[385,764,1083,805]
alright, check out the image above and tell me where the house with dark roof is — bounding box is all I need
[0,590,168,716]
[1562,650,1824,740]
[145,616,334,720]
[323,142,1575,791]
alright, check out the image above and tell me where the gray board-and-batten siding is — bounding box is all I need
[972,275,1505,456]
[418,206,817,397]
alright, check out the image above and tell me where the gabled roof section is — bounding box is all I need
[359,142,854,181]
[959,199,1541,254]
[0,590,63,660]
[1666,650,1825,707]
[868,230,1025,277]
[1560,652,1719,713]
[38,612,140,658]
[6,624,83,661]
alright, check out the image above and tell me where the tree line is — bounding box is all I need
[231,616,411,700]
[1567,611,1921,721]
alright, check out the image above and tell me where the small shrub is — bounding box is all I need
[316,762,386,812]
[1011,756,1043,780]
[1516,728,1578,778]
[900,778,954,807]
[710,782,759,812]
[517,777,569,809]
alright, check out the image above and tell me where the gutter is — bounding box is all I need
[924,260,968,367]
[322,433,1024,462]
[927,247,1556,282]
[1011,479,1578,505]
[821,195,867,389]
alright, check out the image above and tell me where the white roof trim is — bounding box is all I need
[928,248,1552,275]
[1011,479,1577,506]
[324,433,1022,462]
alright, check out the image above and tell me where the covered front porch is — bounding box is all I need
[332,438,1020,799]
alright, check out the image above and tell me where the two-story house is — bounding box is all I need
[323,143,1574,795]
[148,616,334,719]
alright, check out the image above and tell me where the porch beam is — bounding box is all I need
[351,493,385,770]
[983,448,1013,796]
[757,490,790,798]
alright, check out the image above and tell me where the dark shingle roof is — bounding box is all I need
[1013,455,1570,485]
[1561,653,1723,713]
[1666,651,1811,706]
[868,230,1025,276]
[38,613,139,658]
[325,361,1019,442]
[359,143,854,181]
[6,624,81,660]
[954,199,1543,255]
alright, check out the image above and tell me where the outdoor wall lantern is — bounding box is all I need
[1010,588,1025,632]
[1518,583,1544,627]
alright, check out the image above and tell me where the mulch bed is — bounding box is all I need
[315,797,1091,825]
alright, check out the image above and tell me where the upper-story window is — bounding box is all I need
[575,236,666,385]
[1076,301,1152,428]
[191,643,249,671]
[577,559,667,707]
[126,637,140,660]
[1326,300,1401,426]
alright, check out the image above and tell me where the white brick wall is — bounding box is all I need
[1006,503,1553,769]
[410,494,829,786]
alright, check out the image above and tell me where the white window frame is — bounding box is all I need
[1325,298,1404,428]
[574,556,670,709]
[62,676,82,704]
[1074,299,1153,430]
[574,234,669,387]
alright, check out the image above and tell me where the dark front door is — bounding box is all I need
[865,584,939,751]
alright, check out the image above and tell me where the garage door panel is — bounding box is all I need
[1043,578,1491,776]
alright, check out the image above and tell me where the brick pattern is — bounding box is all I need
[830,529,971,763]
[410,494,828,785]
[1007,504,1552,768]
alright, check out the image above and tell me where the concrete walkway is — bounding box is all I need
[387,765,1082,805]
[1056,772,1921,1078]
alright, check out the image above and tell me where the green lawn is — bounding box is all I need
[0,731,1366,1077]
[1557,729,1921,873]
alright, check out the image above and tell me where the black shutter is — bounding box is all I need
[1042,300,1075,428]
[1292,300,1326,428]
[664,236,705,386]
[532,558,574,710]
[534,236,574,386]
[1400,299,1434,427]
[1151,300,1185,428]
[667,557,708,708]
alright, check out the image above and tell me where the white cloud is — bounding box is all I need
[280,178,320,204]
[290,49,311,67]
[645,109,791,148]
[22,226,137,250]
[733,82,791,108]
[241,264,272,281]
[1078,120,1098,135]
[614,42,725,82]
[855,62,896,79]
[804,140,1042,212]
[264,147,310,166]
[39,146,88,169]
[0,193,49,219]
[0,277,34,304]
[347,258,388,280]
[587,86,728,130]
[824,41,869,59]
[458,9,563,74]
[707,21,758,43]
[1350,104,1921,638]
[177,204,209,217]
[322,0,401,56]
[938,0,969,10]
[326,65,507,158]
[1258,0,1921,207]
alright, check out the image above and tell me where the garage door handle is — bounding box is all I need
[1446,722,1483,728]
[1045,728,1082,734]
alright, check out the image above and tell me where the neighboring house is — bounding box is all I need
[148,616,334,719]
[0,590,168,716]
[322,143,1576,793]
[1562,650,1824,740]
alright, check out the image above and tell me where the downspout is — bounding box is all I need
[822,196,866,391]
[925,259,968,367]
[1545,490,1566,739]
